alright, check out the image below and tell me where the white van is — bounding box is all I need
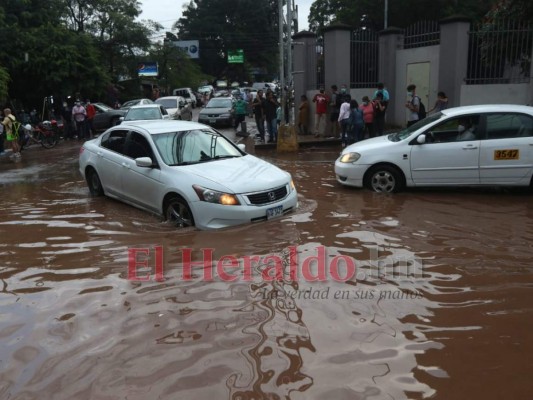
[172,87,197,108]
[252,82,277,92]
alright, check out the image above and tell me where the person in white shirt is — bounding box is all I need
[338,98,351,147]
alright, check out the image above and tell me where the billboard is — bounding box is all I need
[228,49,244,64]
[137,62,158,77]
[173,40,200,59]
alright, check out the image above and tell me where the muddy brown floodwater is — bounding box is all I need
[0,142,532,400]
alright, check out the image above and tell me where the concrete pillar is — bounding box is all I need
[439,16,471,107]
[323,23,352,89]
[293,31,317,133]
[378,27,403,127]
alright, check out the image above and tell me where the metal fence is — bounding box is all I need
[466,19,532,84]
[403,20,440,49]
[350,28,379,88]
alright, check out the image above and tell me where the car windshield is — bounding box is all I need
[124,108,161,121]
[153,129,243,166]
[207,99,232,108]
[388,112,443,142]
[156,99,178,109]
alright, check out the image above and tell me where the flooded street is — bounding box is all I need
[1,141,532,399]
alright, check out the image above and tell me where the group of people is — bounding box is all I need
[247,89,281,143]
[0,98,98,162]
[296,83,390,147]
[62,100,96,140]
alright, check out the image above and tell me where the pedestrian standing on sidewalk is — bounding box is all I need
[329,85,340,138]
[359,96,375,138]
[85,100,96,138]
[338,96,351,147]
[297,94,310,135]
[373,93,387,135]
[252,89,265,142]
[2,108,22,160]
[312,88,329,137]
[72,100,87,139]
[264,90,279,143]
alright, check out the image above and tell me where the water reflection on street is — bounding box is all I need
[0,143,532,399]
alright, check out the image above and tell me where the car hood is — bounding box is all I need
[174,155,290,193]
[341,134,397,155]
[200,107,232,115]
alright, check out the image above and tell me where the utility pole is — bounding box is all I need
[276,0,299,152]
[384,0,388,29]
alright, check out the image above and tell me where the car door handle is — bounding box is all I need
[121,162,129,168]
[462,145,478,150]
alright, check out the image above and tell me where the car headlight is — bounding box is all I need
[193,185,240,205]
[339,152,361,163]
[289,179,296,192]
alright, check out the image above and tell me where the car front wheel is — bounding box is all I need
[164,195,195,228]
[364,165,404,193]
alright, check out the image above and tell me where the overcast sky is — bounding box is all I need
[138,0,313,35]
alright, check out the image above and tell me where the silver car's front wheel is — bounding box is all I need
[164,196,194,228]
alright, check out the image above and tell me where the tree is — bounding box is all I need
[175,0,280,81]
[308,0,499,33]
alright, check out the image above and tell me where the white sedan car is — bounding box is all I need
[335,104,533,192]
[79,120,298,229]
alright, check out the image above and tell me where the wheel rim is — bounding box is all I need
[166,200,193,227]
[371,170,396,193]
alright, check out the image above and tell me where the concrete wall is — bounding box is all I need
[460,83,532,106]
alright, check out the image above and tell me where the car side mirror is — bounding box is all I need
[237,143,246,151]
[119,117,124,122]
[135,157,154,168]
[416,134,426,144]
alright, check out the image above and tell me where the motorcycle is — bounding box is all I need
[19,120,63,150]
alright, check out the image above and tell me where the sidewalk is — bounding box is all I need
[229,117,343,150]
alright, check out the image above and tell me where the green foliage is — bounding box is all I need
[175,0,280,81]
[308,0,502,33]
[0,0,161,109]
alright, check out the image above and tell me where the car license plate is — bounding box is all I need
[494,149,519,160]
[266,205,283,219]
[209,119,216,124]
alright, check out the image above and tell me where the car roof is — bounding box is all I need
[156,96,185,101]
[127,104,163,109]
[441,104,533,117]
[113,120,208,134]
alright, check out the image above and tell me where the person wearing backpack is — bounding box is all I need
[405,84,423,127]
[2,108,22,160]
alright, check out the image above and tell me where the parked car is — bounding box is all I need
[79,120,298,230]
[172,88,197,108]
[121,104,170,123]
[335,104,533,193]
[198,97,235,127]
[155,96,193,121]
[92,103,128,131]
[120,98,154,110]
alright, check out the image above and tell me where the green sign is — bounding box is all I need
[228,49,244,64]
